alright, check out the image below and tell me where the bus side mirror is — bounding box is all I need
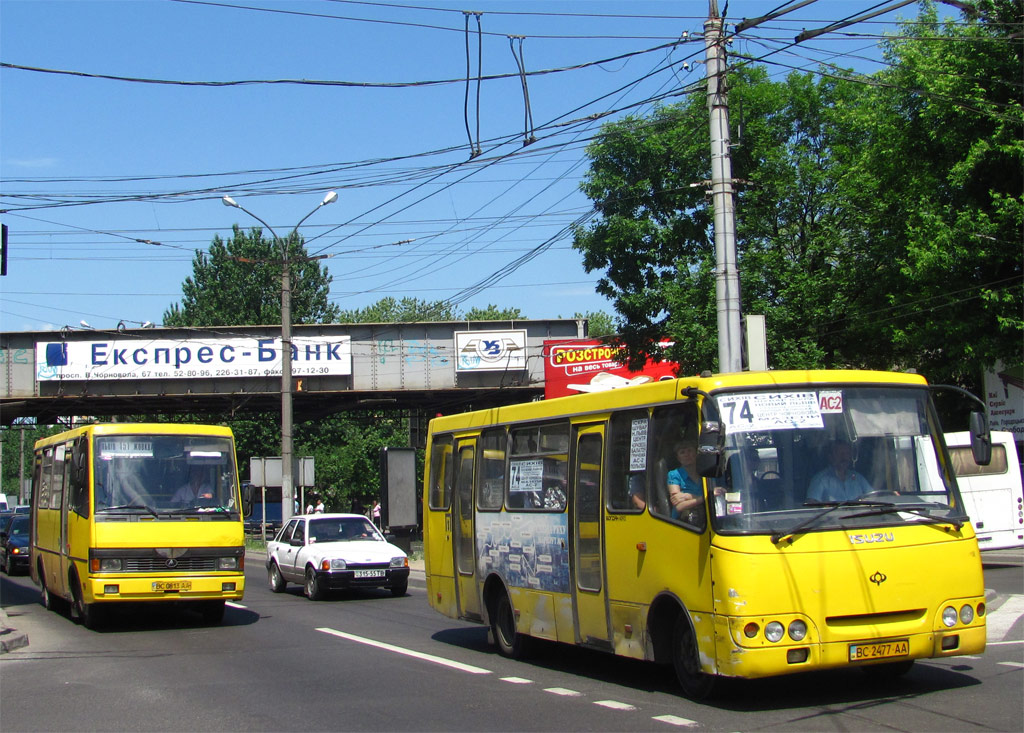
[696,400,727,478]
[969,410,991,466]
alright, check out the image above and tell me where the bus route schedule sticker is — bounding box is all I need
[719,392,825,434]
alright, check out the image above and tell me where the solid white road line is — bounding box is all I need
[316,627,491,674]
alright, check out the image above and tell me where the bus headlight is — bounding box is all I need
[217,557,239,571]
[942,606,958,627]
[390,556,408,568]
[959,604,974,624]
[330,558,347,570]
[765,621,785,642]
[99,558,122,572]
[788,620,808,641]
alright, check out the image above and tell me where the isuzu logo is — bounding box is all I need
[848,532,894,544]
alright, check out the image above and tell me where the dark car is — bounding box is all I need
[0,514,30,575]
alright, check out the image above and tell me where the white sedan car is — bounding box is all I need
[266,513,410,599]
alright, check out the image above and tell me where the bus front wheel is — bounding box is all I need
[671,613,716,700]
[490,589,527,659]
[71,577,105,630]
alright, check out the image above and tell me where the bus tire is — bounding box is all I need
[72,578,105,630]
[671,612,716,700]
[305,567,324,601]
[490,589,527,659]
[199,600,225,625]
[268,562,287,593]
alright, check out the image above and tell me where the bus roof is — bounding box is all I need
[33,423,235,450]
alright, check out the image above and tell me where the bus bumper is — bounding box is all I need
[83,575,245,603]
[714,622,987,679]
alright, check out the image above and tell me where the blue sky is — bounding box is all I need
[0,0,936,333]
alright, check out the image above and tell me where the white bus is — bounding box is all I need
[946,431,1024,550]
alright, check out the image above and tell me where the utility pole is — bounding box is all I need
[705,0,743,373]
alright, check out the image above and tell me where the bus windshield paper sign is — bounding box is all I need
[719,392,825,434]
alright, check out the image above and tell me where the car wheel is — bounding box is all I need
[490,588,527,659]
[305,567,324,601]
[390,580,408,597]
[268,562,287,593]
[671,612,716,700]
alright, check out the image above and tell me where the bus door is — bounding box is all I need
[452,438,482,621]
[56,441,71,592]
[572,424,610,647]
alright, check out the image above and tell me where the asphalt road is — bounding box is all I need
[1,550,1021,732]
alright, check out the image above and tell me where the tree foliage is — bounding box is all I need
[163,226,340,326]
[573,1,1022,385]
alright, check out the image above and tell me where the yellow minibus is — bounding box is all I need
[30,423,250,628]
[423,369,990,697]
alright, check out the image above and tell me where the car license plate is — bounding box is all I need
[849,639,909,662]
[353,569,384,578]
[153,580,192,591]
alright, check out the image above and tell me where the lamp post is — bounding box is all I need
[221,191,338,522]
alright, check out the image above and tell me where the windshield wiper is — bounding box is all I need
[771,500,893,545]
[843,504,963,530]
[98,503,159,517]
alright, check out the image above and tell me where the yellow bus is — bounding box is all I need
[30,423,251,629]
[423,369,990,697]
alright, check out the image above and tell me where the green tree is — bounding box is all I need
[575,311,618,338]
[338,297,457,323]
[572,1,1022,384]
[463,304,525,320]
[163,226,340,326]
[1,423,67,499]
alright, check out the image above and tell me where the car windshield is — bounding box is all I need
[708,385,965,539]
[307,517,382,543]
[93,434,238,515]
[7,516,29,535]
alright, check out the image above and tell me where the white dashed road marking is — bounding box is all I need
[987,594,1024,641]
[544,687,583,696]
[316,627,491,674]
[501,677,533,684]
[652,714,699,727]
[594,700,636,710]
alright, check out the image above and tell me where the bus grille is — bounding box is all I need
[123,557,218,572]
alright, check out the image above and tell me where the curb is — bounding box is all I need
[0,608,29,654]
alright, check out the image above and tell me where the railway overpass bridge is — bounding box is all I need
[0,319,586,426]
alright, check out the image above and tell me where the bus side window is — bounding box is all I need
[428,436,454,511]
[607,410,648,512]
[478,428,506,511]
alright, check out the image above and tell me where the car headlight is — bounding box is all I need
[390,556,408,568]
[99,558,122,572]
[942,606,958,627]
[217,557,239,571]
[330,558,347,570]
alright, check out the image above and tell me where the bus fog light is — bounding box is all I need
[103,584,119,594]
[941,635,959,650]
[743,622,759,638]
[786,648,808,664]
[218,557,239,571]
[765,621,784,642]
[942,606,958,627]
[99,558,122,571]
[959,604,974,624]
[788,620,807,641]
[222,582,236,592]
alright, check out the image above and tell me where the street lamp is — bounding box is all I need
[221,191,338,522]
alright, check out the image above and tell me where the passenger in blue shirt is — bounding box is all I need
[807,440,873,503]
[667,441,704,519]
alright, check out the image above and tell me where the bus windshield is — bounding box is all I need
[93,434,238,515]
[709,386,964,537]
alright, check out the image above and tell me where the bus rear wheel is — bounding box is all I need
[671,613,716,700]
[490,589,527,659]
